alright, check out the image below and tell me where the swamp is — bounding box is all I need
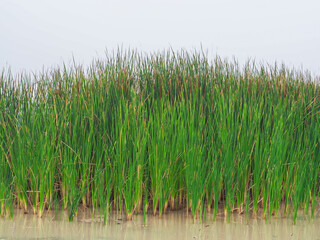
[0,50,320,238]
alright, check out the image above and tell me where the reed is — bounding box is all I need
[0,50,319,223]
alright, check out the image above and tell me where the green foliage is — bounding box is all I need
[0,50,319,223]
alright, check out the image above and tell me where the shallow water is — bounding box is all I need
[1,209,320,240]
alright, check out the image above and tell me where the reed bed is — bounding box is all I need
[0,50,319,223]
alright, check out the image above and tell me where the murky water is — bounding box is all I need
[1,209,320,240]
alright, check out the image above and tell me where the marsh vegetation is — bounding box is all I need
[0,50,319,224]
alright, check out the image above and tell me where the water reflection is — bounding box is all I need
[0,209,320,239]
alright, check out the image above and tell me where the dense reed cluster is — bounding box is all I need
[0,50,319,223]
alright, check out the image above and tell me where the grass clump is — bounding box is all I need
[0,50,319,224]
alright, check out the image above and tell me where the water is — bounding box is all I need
[1,209,320,239]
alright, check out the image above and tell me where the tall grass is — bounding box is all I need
[0,50,319,223]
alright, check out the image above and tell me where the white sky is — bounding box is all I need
[1,0,320,75]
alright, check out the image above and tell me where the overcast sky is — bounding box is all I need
[1,0,320,75]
